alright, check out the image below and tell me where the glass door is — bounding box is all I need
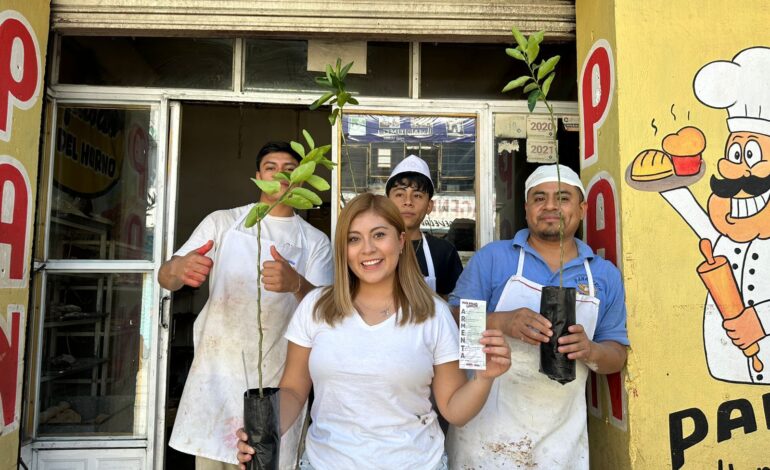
[26,98,170,468]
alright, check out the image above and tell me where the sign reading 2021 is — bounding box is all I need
[627,46,770,469]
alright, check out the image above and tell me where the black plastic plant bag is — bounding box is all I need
[244,387,280,470]
[539,286,576,385]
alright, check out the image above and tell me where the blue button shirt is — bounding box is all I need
[449,229,629,345]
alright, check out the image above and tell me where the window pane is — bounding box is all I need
[50,106,157,260]
[341,114,477,256]
[421,42,577,100]
[441,142,475,192]
[37,272,151,437]
[58,36,233,89]
[244,39,409,97]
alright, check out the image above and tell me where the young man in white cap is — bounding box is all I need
[159,141,332,470]
[386,154,463,298]
[446,163,629,470]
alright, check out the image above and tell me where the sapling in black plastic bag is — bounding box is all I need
[539,286,576,384]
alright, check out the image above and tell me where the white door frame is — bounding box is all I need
[25,92,171,469]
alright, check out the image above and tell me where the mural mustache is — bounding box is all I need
[709,174,770,198]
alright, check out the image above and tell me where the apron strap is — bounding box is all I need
[583,259,595,297]
[516,247,526,277]
[421,233,436,280]
[233,204,253,230]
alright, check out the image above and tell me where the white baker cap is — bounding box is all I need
[524,164,585,202]
[386,155,434,191]
[694,47,770,135]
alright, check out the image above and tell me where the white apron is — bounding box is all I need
[421,233,437,291]
[447,248,600,470]
[169,209,306,467]
[703,236,770,383]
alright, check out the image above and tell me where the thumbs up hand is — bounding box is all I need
[262,245,303,294]
[176,240,214,288]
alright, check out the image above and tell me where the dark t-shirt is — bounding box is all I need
[412,233,464,296]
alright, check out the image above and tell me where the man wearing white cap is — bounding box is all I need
[657,46,770,384]
[446,164,629,469]
[386,155,463,297]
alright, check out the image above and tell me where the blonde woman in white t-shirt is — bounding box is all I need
[236,193,510,470]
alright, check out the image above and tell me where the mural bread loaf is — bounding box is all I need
[631,149,674,181]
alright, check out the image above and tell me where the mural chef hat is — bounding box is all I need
[694,47,770,135]
[386,154,434,191]
[524,164,585,202]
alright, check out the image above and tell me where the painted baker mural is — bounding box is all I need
[627,46,770,385]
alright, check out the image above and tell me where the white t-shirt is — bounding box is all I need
[285,288,460,470]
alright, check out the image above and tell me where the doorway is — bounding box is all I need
[163,102,331,469]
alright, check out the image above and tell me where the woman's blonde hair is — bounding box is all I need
[314,193,436,326]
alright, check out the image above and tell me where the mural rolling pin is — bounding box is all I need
[697,238,763,372]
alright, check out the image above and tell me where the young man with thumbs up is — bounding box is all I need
[159,141,332,470]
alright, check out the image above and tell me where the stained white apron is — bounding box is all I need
[447,247,600,469]
[169,208,306,467]
[421,233,437,292]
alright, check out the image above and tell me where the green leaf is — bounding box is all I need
[283,194,314,210]
[338,92,349,108]
[310,91,334,110]
[526,40,540,65]
[290,161,317,184]
[502,75,531,93]
[317,158,335,170]
[505,47,525,61]
[336,58,342,74]
[542,72,556,98]
[290,141,306,158]
[306,174,331,191]
[328,108,340,126]
[527,89,539,112]
[245,205,259,228]
[256,202,270,219]
[314,76,332,87]
[304,147,321,162]
[523,82,539,94]
[511,26,528,51]
[330,73,341,88]
[290,187,322,205]
[316,144,332,156]
[325,64,333,83]
[340,61,354,80]
[530,30,545,47]
[302,129,315,149]
[245,203,270,227]
[252,178,281,195]
[538,55,560,80]
[348,96,359,105]
[272,172,290,182]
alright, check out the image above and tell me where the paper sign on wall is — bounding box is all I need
[562,115,580,132]
[494,114,527,138]
[526,115,556,138]
[526,138,558,163]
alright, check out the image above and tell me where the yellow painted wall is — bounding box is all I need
[0,1,49,469]
[575,1,632,469]
[578,0,770,468]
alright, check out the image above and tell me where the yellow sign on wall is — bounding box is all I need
[54,107,126,196]
[578,1,770,469]
[0,1,50,466]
